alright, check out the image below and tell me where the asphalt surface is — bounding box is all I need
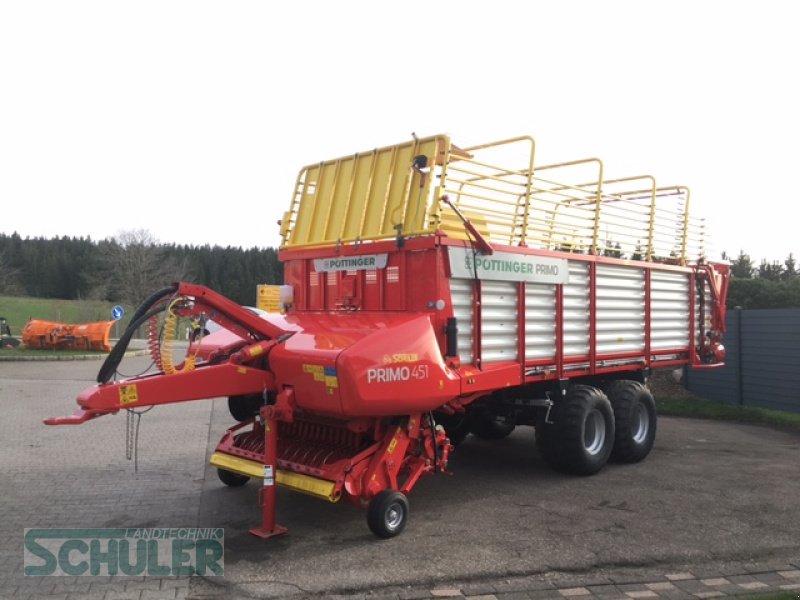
[1,354,799,599]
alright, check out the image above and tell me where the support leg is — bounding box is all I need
[249,414,288,540]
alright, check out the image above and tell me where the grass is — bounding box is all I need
[657,395,800,433]
[0,294,134,337]
[0,346,107,357]
[0,344,108,357]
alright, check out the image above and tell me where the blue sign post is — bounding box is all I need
[111,305,124,340]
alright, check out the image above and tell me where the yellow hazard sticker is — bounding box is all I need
[324,375,339,389]
[387,438,398,455]
[249,345,264,357]
[119,385,138,405]
[303,364,325,382]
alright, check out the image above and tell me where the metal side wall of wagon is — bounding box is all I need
[446,249,697,380]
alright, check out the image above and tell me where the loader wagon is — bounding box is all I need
[47,134,729,540]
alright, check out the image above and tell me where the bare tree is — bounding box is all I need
[100,229,189,307]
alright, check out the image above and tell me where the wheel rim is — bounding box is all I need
[584,409,606,456]
[385,502,405,531]
[631,402,650,444]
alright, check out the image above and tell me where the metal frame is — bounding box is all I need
[280,134,706,265]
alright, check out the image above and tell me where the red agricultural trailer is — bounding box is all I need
[47,134,729,540]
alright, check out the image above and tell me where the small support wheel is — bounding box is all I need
[228,395,262,422]
[367,490,409,539]
[217,468,249,487]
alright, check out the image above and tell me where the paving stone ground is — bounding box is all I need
[319,567,800,600]
[1,356,799,600]
[0,357,210,600]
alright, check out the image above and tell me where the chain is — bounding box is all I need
[125,408,151,473]
[126,409,135,461]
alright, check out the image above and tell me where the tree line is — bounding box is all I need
[725,250,800,309]
[0,230,282,307]
[2,231,800,310]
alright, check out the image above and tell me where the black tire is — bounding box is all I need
[434,411,471,446]
[228,395,261,422]
[367,490,409,539]
[217,468,249,487]
[605,380,657,463]
[536,385,615,476]
[470,414,516,440]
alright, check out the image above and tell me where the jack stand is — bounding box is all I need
[249,414,288,540]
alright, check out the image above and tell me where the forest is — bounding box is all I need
[724,250,800,309]
[0,230,282,307]
[1,231,798,310]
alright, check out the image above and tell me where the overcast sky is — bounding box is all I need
[1,1,797,263]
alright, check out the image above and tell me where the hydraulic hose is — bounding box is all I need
[97,305,167,384]
[96,285,178,384]
[129,285,179,327]
[159,299,199,375]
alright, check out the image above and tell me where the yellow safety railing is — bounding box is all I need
[279,134,707,264]
[435,136,536,246]
[280,135,443,249]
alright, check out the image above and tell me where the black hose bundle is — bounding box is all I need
[97,285,178,384]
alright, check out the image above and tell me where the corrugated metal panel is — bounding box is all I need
[481,281,519,362]
[596,264,645,354]
[525,283,556,360]
[651,270,690,350]
[563,261,589,357]
[740,309,800,413]
[687,309,800,414]
[450,278,474,364]
[685,311,740,403]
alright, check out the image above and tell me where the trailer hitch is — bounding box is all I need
[44,408,103,426]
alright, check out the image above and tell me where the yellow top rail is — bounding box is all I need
[279,134,707,264]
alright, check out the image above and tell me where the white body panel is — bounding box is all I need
[524,283,556,361]
[449,257,693,366]
[651,270,691,351]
